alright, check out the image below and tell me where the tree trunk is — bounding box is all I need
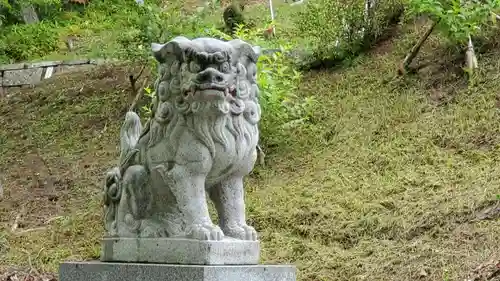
[20,4,39,24]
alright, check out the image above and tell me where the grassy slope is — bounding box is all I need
[1,21,500,281]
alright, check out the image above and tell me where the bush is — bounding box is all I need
[295,0,404,68]
[255,49,316,148]
[114,2,209,61]
[0,0,63,26]
[407,0,500,43]
[166,25,316,150]
[0,22,59,63]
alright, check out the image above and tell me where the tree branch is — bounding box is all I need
[129,79,149,113]
[128,63,147,96]
[398,19,440,75]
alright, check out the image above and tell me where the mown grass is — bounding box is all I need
[1,5,500,281]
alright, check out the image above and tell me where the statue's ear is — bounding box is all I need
[228,39,260,63]
[151,36,192,63]
[252,46,261,58]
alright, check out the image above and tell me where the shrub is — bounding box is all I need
[0,0,63,26]
[171,25,316,149]
[399,0,500,75]
[294,0,404,68]
[407,0,500,43]
[114,2,211,61]
[0,22,60,63]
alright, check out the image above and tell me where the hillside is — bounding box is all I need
[1,20,500,281]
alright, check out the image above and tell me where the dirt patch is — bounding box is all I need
[0,63,153,273]
[467,259,500,281]
[0,270,57,281]
[368,24,403,56]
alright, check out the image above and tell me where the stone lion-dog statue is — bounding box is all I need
[103,36,262,242]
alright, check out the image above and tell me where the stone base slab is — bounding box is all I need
[101,237,260,265]
[60,261,296,281]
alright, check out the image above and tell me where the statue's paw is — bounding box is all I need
[223,224,258,241]
[141,226,168,238]
[186,223,224,241]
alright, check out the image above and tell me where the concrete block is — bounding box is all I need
[101,237,260,265]
[62,59,90,65]
[25,61,62,68]
[55,64,94,74]
[3,68,43,86]
[0,63,26,71]
[60,261,296,281]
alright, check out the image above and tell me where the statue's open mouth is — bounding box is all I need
[193,83,237,98]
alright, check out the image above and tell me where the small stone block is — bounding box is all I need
[89,58,106,65]
[62,59,90,65]
[25,61,62,68]
[101,237,260,265]
[56,64,94,74]
[60,261,296,281]
[3,68,43,86]
[0,63,26,71]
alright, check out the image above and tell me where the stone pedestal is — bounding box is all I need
[101,237,260,265]
[60,261,296,281]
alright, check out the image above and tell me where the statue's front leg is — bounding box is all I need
[169,164,224,241]
[209,176,258,241]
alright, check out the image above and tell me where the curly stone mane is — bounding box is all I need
[146,37,261,158]
[103,36,263,241]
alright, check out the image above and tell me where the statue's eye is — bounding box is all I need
[236,63,246,76]
[189,61,201,73]
[220,62,230,73]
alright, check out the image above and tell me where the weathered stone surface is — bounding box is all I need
[3,68,43,86]
[60,262,296,281]
[88,58,120,65]
[62,59,90,65]
[101,237,260,265]
[89,58,106,65]
[25,61,62,68]
[0,63,26,71]
[103,37,263,251]
[56,64,94,74]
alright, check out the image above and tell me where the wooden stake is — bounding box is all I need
[465,34,478,74]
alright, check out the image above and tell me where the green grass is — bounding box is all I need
[0,0,303,64]
[1,3,500,281]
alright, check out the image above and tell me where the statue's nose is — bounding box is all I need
[197,68,225,84]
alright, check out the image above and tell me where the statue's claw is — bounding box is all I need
[223,224,258,241]
[187,223,225,241]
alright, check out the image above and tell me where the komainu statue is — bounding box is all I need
[103,36,262,242]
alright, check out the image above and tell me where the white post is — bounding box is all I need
[269,0,275,35]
